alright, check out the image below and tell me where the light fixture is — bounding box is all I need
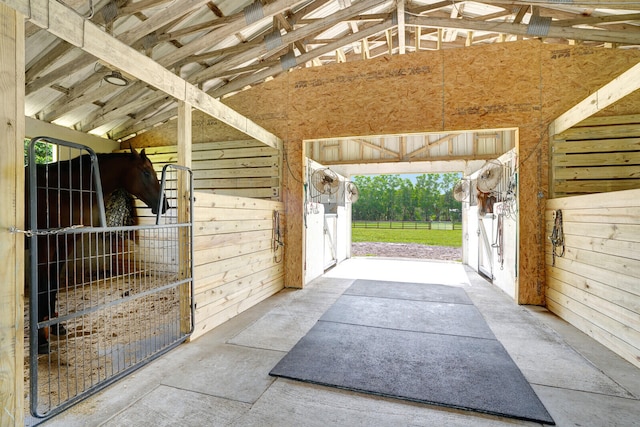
[104,71,129,86]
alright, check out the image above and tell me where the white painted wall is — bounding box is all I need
[305,158,354,283]
[464,205,479,271]
[335,205,350,262]
[324,214,338,270]
[304,202,325,284]
[491,203,518,300]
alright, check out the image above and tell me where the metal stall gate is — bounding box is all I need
[25,138,194,420]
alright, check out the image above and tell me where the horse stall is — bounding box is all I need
[24,138,194,419]
[545,114,640,370]
[461,149,519,300]
[129,139,285,340]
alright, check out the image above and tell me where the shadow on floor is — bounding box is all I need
[37,258,640,427]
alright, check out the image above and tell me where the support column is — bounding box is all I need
[177,101,192,335]
[283,139,305,288]
[0,4,25,426]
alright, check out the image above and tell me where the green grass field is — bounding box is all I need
[351,227,462,247]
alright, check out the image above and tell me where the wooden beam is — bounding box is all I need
[190,0,385,85]
[117,0,214,46]
[406,14,640,45]
[157,0,307,70]
[177,100,191,335]
[554,12,640,27]
[353,138,399,158]
[397,0,406,54]
[361,37,370,58]
[552,60,640,135]
[210,19,392,98]
[80,87,170,133]
[385,28,393,54]
[5,0,282,149]
[408,134,456,159]
[0,4,25,425]
[399,135,407,160]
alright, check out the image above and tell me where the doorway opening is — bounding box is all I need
[303,128,520,300]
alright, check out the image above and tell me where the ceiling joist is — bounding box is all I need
[4,0,639,141]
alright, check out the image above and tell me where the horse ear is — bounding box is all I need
[129,143,140,157]
[140,149,147,160]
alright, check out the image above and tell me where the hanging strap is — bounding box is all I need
[549,209,565,266]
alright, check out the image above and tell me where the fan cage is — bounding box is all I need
[308,167,342,209]
[453,179,470,202]
[471,152,518,217]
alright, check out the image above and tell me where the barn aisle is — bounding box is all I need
[37,259,640,427]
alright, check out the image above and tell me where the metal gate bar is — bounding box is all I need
[26,138,194,420]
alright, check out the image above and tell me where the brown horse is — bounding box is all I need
[27,146,169,354]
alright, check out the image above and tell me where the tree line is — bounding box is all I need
[24,138,54,165]
[351,173,462,222]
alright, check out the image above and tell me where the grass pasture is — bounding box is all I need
[351,226,462,247]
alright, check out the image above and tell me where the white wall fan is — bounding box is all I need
[476,159,503,193]
[453,179,470,202]
[310,168,340,197]
[345,181,360,203]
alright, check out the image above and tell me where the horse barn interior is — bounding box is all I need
[2,0,640,425]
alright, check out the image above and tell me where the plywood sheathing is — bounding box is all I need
[129,40,640,304]
[128,112,251,147]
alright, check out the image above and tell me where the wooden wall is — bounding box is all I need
[120,140,281,200]
[191,192,284,339]
[131,40,640,304]
[545,190,640,369]
[551,114,640,198]
[119,143,285,339]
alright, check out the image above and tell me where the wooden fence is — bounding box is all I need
[545,189,640,369]
[352,220,462,230]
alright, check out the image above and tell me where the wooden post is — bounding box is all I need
[283,139,305,288]
[0,4,25,426]
[177,101,192,335]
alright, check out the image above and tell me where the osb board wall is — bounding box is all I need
[191,192,284,339]
[129,114,250,147]
[118,140,281,200]
[551,114,640,197]
[129,40,640,304]
[545,190,640,369]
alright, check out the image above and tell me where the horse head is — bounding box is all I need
[123,147,169,215]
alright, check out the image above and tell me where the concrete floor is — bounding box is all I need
[37,258,640,427]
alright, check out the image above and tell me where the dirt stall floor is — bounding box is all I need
[351,242,462,261]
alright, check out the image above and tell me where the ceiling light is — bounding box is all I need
[104,71,128,86]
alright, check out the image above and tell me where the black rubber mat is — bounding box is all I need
[270,280,555,425]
